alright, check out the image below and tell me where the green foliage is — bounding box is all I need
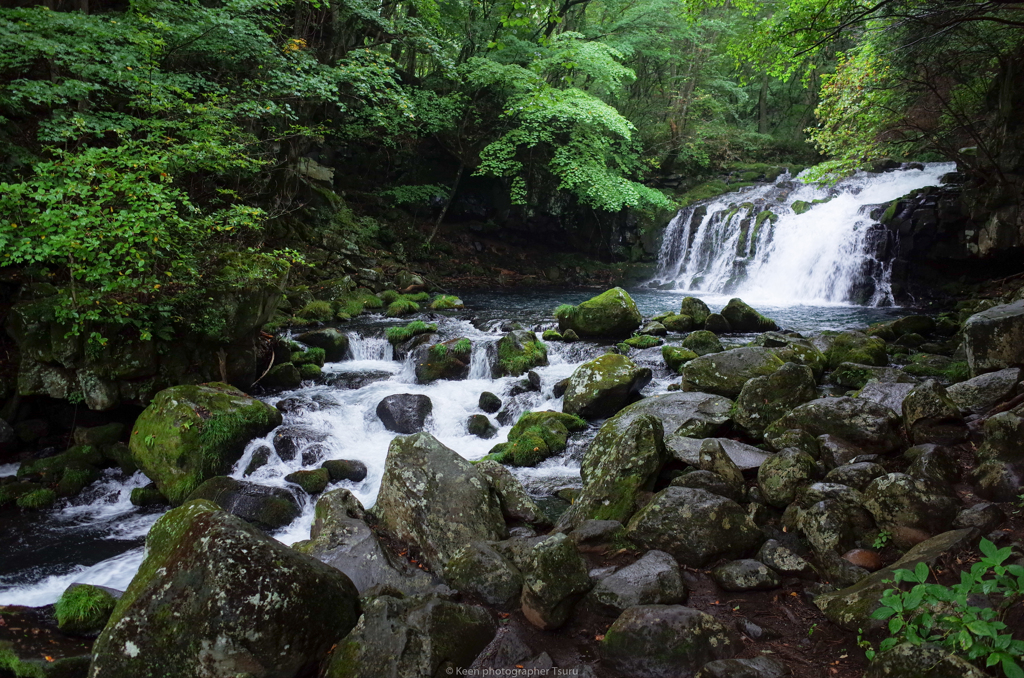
[379,184,448,206]
[429,295,463,310]
[16,489,57,510]
[0,643,46,678]
[554,304,578,320]
[381,290,402,305]
[296,301,334,322]
[385,298,420,317]
[944,362,971,384]
[866,539,1024,677]
[54,585,117,632]
[299,363,322,380]
[873,531,892,550]
[385,320,437,343]
[624,334,662,349]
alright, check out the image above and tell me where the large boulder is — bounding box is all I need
[963,300,1024,376]
[296,328,349,362]
[186,476,299,530]
[415,338,472,383]
[129,383,283,504]
[719,298,779,332]
[902,380,968,445]
[861,473,960,535]
[474,460,550,526]
[857,381,917,414]
[494,330,548,377]
[681,347,784,398]
[587,551,686,616]
[601,605,737,678]
[556,413,668,530]
[680,330,723,356]
[492,410,587,467]
[813,331,888,369]
[752,332,827,379]
[668,437,772,471]
[625,487,762,567]
[764,397,902,454]
[946,367,1021,414]
[445,541,524,610]
[563,354,652,419]
[972,411,1024,501]
[89,500,360,678]
[680,297,711,326]
[757,448,815,507]
[556,287,642,338]
[711,560,781,591]
[373,433,506,573]
[733,362,817,439]
[831,363,915,389]
[519,534,592,629]
[607,391,734,443]
[376,394,433,434]
[325,594,495,678]
[864,643,987,678]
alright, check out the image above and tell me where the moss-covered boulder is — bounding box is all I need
[720,298,779,332]
[487,411,587,467]
[325,594,495,678]
[972,411,1024,501]
[556,414,667,530]
[17,444,105,481]
[680,330,723,356]
[680,297,711,326]
[902,380,968,445]
[285,468,330,495]
[601,605,737,678]
[444,541,524,610]
[681,347,785,398]
[864,643,987,678]
[814,331,889,370]
[296,328,349,362]
[662,345,699,373]
[831,363,915,389]
[54,583,117,636]
[662,314,695,333]
[764,397,902,454]
[495,330,548,377]
[467,414,497,439]
[519,533,592,630]
[625,487,762,567]
[625,334,664,349]
[373,433,506,573]
[129,383,282,504]
[563,354,652,419]
[555,288,642,338]
[474,459,550,526]
[963,300,1024,377]
[415,338,472,383]
[704,313,731,334]
[753,332,828,380]
[186,476,300,530]
[757,448,816,507]
[733,362,817,439]
[263,362,302,389]
[946,367,1021,414]
[90,500,361,678]
[711,560,781,592]
[862,473,960,534]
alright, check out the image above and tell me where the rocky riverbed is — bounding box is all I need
[1,287,1023,678]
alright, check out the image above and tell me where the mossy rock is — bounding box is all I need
[720,298,779,332]
[733,362,818,440]
[263,362,302,389]
[563,354,653,419]
[681,347,785,398]
[55,464,99,497]
[415,338,473,383]
[385,320,437,345]
[902,353,954,378]
[299,363,322,381]
[296,328,349,361]
[680,297,711,326]
[16,488,57,510]
[555,288,642,338]
[495,330,548,377]
[662,345,699,373]
[187,476,301,530]
[291,347,326,367]
[0,482,42,507]
[501,411,587,466]
[285,468,331,495]
[131,486,169,507]
[18,445,105,481]
[821,331,889,369]
[542,329,563,341]
[129,383,283,504]
[55,583,117,635]
[704,313,731,334]
[662,314,694,333]
[681,330,723,356]
[624,335,663,349]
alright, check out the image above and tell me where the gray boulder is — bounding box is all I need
[711,560,780,591]
[563,353,652,419]
[588,550,686,616]
[696,657,788,678]
[824,462,887,491]
[376,394,433,434]
[445,541,524,610]
[831,363,915,389]
[756,539,817,579]
[733,362,817,439]
[864,643,987,678]
[765,397,902,454]
[964,299,1024,377]
[972,411,1024,501]
[856,381,917,415]
[373,433,506,573]
[682,347,785,398]
[475,460,550,526]
[297,328,349,361]
[186,476,299,531]
[902,380,968,445]
[862,473,960,535]
[519,534,592,630]
[946,367,1020,414]
[757,448,815,508]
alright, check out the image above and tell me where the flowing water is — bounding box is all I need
[0,165,951,606]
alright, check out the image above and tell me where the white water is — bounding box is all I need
[652,163,956,305]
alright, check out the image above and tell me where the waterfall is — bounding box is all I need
[651,163,956,306]
[345,333,393,361]
[468,340,494,380]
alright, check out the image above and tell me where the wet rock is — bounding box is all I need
[946,367,1020,413]
[663,314,695,333]
[857,381,917,415]
[618,393,736,451]
[711,560,780,591]
[824,462,886,490]
[682,347,784,398]
[475,460,550,526]
[322,458,368,482]
[905,444,957,491]
[843,549,884,571]
[902,380,968,445]
[275,395,322,415]
[663,345,699,372]
[285,468,330,495]
[757,448,815,507]
[91,500,360,678]
[972,411,1024,501]
[73,423,123,447]
[296,328,349,361]
[862,473,960,535]
[818,434,866,469]
[556,287,643,338]
[274,426,330,464]
[681,330,724,356]
[326,369,394,390]
[373,433,506,573]
[796,498,874,556]
[765,397,902,454]
[492,410,587,467]
[263,362,302,389]
[864,643,987,678]
[495,330,548,377]
[814,528,975,631]
[467,414,498,439]
[479,391,502,413]
[831,363,915,389]
[756,539,816,579]
[680,297,712,326]
[963,299,1024,377]
[734,362,817,439]
[641,321,668,336]
[588,550,686,616]
[445,541,524,610]
[815,330,888,369]
[753,332,827,379]
[376,393,433,434]
[129,383,282,504]
[704,313,731,334]
[556,413,667,529]
[552,378,569,398]
[695,657,788,678]
[415,337,473,383]
[55,583,117,636]
[720,298,779,332]
[563,354,652,419]
[325,594,495,678]
[569,520,624,551]
[520,534,592,629]
[626,487,762,567]
[186,476,300,530]
[130,485,169,507]
[601,605,737,678]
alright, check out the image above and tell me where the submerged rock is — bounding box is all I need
[563,353,652,419]
[556,287,643,338]
[90,500,360,678]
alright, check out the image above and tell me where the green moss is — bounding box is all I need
[385,320,437,344]
[0,483,40,507]
[590,476,642,521]
[291,347,326,367]
[677,179,729,206]
[497,331,548,376]
[17,488,56,509]
[542,329,563,341]
[417,337,473,382]
[380,290,401,304]
[429,295,463,310]
[299,363,322,380]
[624,335,662,349]
[385,298,419,317]
[17,445,104,479]
[54,584,117,633]
[501,411,586,466]
[56,465,98,497]
[943,361,970,383]
[296,300,334,321]
[662,345,698,372]
[356,291,383,309]
[405,291,430,302]
[880,200,899,225]
[507,431,550,467]
[554,304,577,320]
[0,643,46,678]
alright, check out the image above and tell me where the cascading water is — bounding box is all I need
[651,162,957,305]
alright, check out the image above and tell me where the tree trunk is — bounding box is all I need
[758,73,769,134]
[427,163,465,244]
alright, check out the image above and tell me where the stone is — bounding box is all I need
[495,330,548,377]
[857,381,917,415]
[843,549,884,571]
[519,534,592,629]
[129,383,282,504]
[963,300,1024,376]
[563,354,652,419]
[322,458,368,482]
[814,529,976,630]
[862,473,960,535]
[818,434,866,470]
[905,444,958,491]
[719,298,779,332]
[662,345,699,372]
[902,380,968,445]
[947,367,1020,414]
[130,485,169,507]
[296,328,349,361]
[733,362,818,439]
[415,338,473,383]
[711,560,780,591]
[479,391,501,413]
[756,539,817,579]
[697,439,745,496]
[682,347,785,398]
[273,425,329,463]
[681,330,724,356]
[953,502,1005,534]
[753,332,828,379]
[864,643,987,678]
[494,410,587,467]
[626,487,762,567]
[824,462,887,490]
[556,287,643,338]
[588,551,686,616]
[831,363,915,389]
[263,362,302,389]
[616,393,736,453]
[695,657,788,678]
[373,433,506,573]
[556,413,668,530]
[972,411,1024,501]
[376,393,433,434]
[285,468,330,495]
[186,476,300,530]
[569,519,624,550]
[815,331,888,369]
[445,541,524,610]
[474,459,550,526]
[601,605,737,678]
[663,314,695,333]
[640,321,668,336]
[765,397,902,454]
[757,448,816,507]
[90,500,361,678]
[325,594,495,678]
[704,313,731,333]
[73,423,124,447]
[55,583,117,635]
[467,414,497,439]
[671,470,743,503]
[796,498,876,556]
[680,297,711,326]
